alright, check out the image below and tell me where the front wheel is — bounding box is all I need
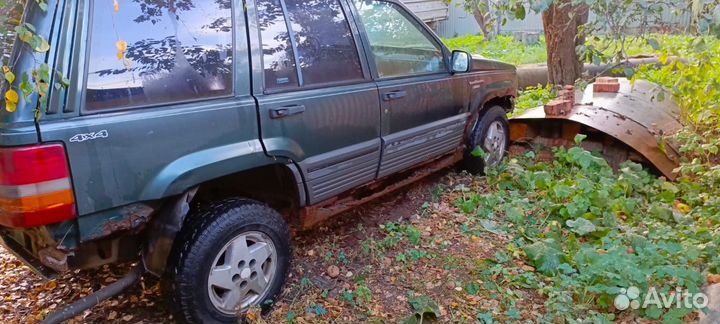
[462,105,510,174]
[166,198,291,324]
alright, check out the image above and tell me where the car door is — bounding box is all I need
[249,0,382,204]
[350,0,467,178]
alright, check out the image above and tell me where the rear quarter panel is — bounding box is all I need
[38,0,278,219]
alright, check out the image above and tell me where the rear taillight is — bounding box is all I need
[0,144,76,228]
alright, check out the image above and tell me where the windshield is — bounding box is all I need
[0,1,24,67]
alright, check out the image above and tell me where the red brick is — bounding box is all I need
[594,82,620,93]
[559,86,575,103]
[544,99,572,116]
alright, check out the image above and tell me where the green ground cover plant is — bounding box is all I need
[460,132,719,323]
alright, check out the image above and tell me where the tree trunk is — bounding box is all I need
[470,0,493,39]
[542,0,589,85]
[472,8,491,38]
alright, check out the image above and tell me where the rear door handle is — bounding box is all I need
[270,105,306,119]
[383,90,407,101]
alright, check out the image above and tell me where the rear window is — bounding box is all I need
[84,1,234,111]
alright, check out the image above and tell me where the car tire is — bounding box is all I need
[462,105,510,174]
[166,198,291,324]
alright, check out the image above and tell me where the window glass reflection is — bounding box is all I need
[257,0,299,90]
[353,0,446,78]
[285,0,363,85]
[86,0,233,111]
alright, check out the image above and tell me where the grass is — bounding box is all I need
[442,33,698,66]
[443,35,547,65]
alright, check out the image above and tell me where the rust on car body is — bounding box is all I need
[81,203,157,242]
[510,78,682,180]
[299,148,464,229]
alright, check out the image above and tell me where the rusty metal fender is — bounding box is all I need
[467,72,518,116]
[511,78,682,180]
[142,188,198,276]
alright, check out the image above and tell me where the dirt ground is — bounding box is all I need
[0,171,546,323]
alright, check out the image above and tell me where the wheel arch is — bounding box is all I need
[142,163,304,276]
[468,79,516,117]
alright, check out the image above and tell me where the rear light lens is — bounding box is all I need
[0,144,76,228]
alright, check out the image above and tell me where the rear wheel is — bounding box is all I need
[463,105,510,174]
[167,198,291,324]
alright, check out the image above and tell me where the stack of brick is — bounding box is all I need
[544,85,576,117]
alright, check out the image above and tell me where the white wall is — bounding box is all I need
[437,0,543,38]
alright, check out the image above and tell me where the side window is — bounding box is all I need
[257,0,300,90]
[353,0,446,78]
[258,0,363,90]
[285,0,363,85]
[85,1,234,111]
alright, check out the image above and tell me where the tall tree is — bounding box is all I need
[461,0,706,86]
[542,0,588,85]
[462,0,495,38]
[462,0,589,85]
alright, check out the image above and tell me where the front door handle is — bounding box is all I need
[383,90,407,101]
[270,105,306,119]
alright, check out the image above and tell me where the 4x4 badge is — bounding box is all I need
[69,130,109,143]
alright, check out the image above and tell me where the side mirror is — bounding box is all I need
[451,50,471,73]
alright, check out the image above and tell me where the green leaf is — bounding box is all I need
[56,71,70,88]
[624,67,635,78]
[505,206,524,223]
[647,38,661,51]
[405,295,440,324]
[14,25,33,43]
[476,311,494,324]
[20,77,33,100]
[466,282,480,296]
[33,36,50,53]
[4,71,14,84]
[514,5,526,20]
[574,134,587,145]
[523,239,563,275]
[471,146,486,158]
[566,218,597,236]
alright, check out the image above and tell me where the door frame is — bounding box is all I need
[343,0,453,82]
[245,0,385,205]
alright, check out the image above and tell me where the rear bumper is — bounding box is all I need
[0,235,57,278]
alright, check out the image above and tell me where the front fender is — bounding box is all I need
[468,74,518,116]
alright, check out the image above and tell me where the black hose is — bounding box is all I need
[39,265,145,324]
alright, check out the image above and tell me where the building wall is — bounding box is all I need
[437,0,543,38]
[401,0,449,24]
